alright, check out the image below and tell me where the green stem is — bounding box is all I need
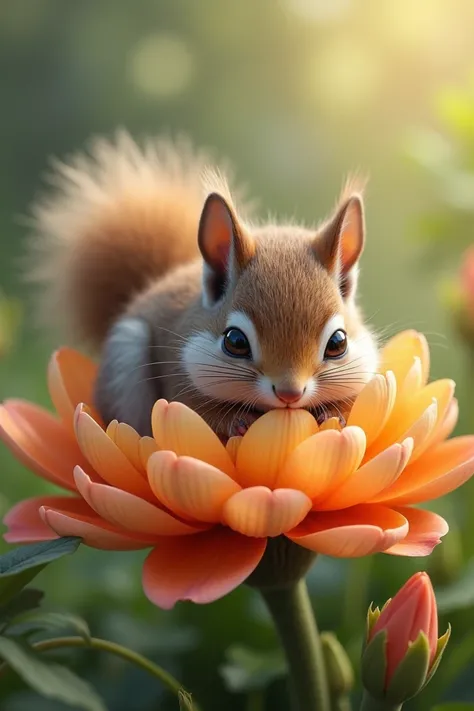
[246,690,265,711]
[359,691,401,711]
[261,579,331,711]
[24,636,199,711]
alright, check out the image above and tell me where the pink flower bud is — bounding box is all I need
[369,572,438,685]
[460,246,474,318]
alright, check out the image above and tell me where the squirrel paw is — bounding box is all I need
[228,413,260,438]
[315,409,347,428]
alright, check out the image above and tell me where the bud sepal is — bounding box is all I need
[424,624,451,686]
[361,629,387,700]
[384,631,430,704]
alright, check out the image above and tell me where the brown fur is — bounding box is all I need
[27,132,375,438]
[27,131,249,346]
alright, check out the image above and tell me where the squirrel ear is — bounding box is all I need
[314,194,365,299]
[198,193,255,305]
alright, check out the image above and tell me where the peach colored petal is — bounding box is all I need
[152,400,235,478]
[418,381,457,455]
[398,401,438,461]
[347,372,396,446]
[0,400,92,491]
[223,487,312,538]
[287,504,409,557]
[366,397,437,463]
[383,507,449,556]
[107,421,143,473]
[379,331,429,388]
[147,451,241,523]
[236,409,318,489]
[48,348,101,430]
[371,436,474,505]
[319,417,342,431]
[74,467,206,537]
[226,436,243,464]
[276,427,366,500]
[4,495,90,543]
[371,380,454,459]
[430,398,458,447]
[399,358,423,396]
[142,528,266,609]
[75,405,153,500]
[139,436,158,469]
[316,439,413,511]
[40,506,156,550]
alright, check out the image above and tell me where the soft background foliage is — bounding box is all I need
[1,1,474,709]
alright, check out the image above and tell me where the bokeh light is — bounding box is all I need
[128,32,194,99]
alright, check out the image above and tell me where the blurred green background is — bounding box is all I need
[1,0,474,709]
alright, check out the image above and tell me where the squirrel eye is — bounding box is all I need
[324,329,348,359]
[222,328,252,358]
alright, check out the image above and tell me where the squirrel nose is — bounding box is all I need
[272,385,306,404]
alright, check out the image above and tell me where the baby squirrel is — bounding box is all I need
[28,132,378,440]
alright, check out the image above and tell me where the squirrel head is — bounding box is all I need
[182,186,378,416]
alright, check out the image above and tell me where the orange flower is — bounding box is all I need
[1,331,473,609]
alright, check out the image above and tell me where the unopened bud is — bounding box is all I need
[320,631,354,696]
[361,572,450,706]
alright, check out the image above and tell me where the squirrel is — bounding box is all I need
[27,131,378,440]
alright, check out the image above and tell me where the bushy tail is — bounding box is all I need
[27,131,243,347]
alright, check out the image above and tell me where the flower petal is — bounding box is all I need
[48,348,101,430]
[107,421,144,473]
[0,400,91,491]
[317,439,413,510]
[397,401,438,461]
[369,380,454,460]
[226,436,243,464]
[287,504,409,557]
[276,426,366,499]
[379,331,429,387]
[4,496,89,543]
[147,451,241,523]
[430,398,458,447]
[383,507,449,556]
[236,409,318,489]
[142,528,266,609]
[319,417,342,432]
[152,400,235,478]
[371,436,474,505]
[74,467,206,536]
[223,487,312,538]
[139,436,158,469]
[40,506,156,550]
[347,372,396,446]
[75,405,153,500]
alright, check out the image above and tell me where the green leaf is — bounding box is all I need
[220,645,286,693]
[0,538,81,606]
[432,705,474,710]
[0,635,106,711]
[7,611,91,641]
[0,589,44,628]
